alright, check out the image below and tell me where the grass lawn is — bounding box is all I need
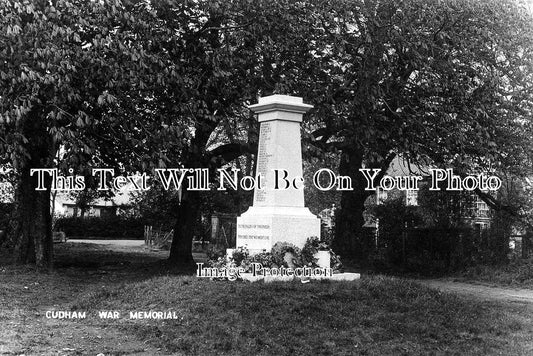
[1,243,533,355]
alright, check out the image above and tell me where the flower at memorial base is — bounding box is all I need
[232,246,249,266]
[249,252,275,269]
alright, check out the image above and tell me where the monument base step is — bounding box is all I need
[240,272,361,283]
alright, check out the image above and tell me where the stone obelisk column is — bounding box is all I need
[236,95,321,253]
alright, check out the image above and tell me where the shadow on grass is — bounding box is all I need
[51,242,196,275]
[0,242,196,308]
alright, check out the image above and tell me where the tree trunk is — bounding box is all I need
[14,168,53,269]
[168,189,200,270]
[13,111,54,270]
[332,148,368,259]
[167,123,215,269]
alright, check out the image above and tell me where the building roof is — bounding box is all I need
[54,184,135,208]
[386,156,430,177]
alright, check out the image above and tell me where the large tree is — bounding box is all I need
[301,0,533,257]
[0,0,172,268]
[124,0,325,267]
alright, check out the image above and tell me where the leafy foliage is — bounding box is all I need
[129,181,180,230]
[302,0,533,255]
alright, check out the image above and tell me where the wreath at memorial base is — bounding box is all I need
[271,242,302,268]
[301,236,343,272]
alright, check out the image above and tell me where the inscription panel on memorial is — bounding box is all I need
[254,122,273,204]
[236,223,272,250]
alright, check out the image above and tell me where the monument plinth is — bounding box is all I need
[236,95,321,253]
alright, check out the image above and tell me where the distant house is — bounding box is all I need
[1,172,136,219]
[53,187,134,218]
[55,196,118,218]
[365,156,492,230]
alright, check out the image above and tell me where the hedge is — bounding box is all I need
[375,226,479,273]
[55,216,149,239]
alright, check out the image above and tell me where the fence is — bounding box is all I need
[210,213,237,249]
[144,225,173,250]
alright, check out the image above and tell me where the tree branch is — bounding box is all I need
[206,142,256,167]
[363,152,397,198]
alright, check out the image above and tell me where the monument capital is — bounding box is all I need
[248,95,313,123]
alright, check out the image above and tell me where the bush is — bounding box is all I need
[0,202,13,231]
[0,203,15,248]
[55,216,148,239]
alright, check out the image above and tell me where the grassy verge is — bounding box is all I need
[1,243,533,355]
[454,258,533,289]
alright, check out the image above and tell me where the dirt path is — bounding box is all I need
[69,239,145,247]
[418,279,533,304]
